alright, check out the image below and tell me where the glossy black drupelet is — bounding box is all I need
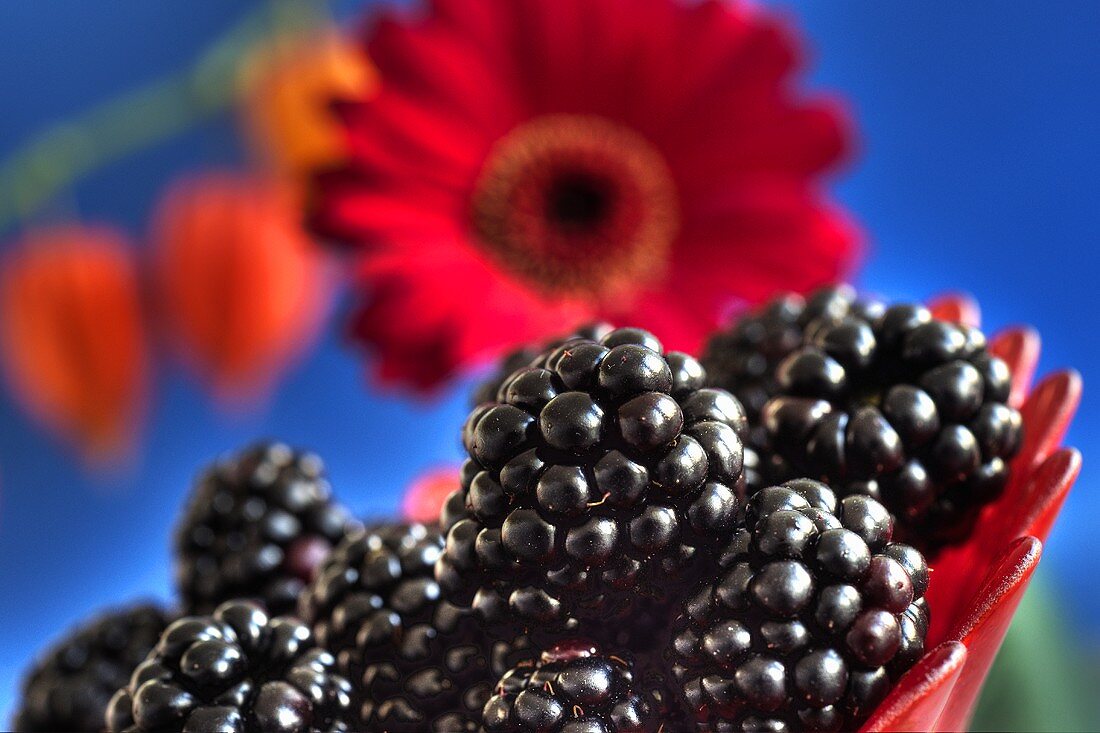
[471,323,615,407]
[482,643,658,733]
[760,302,1022,549]
[669,480,929,732]
[437,327,749,635]
[105,600,354,733]
[12,604,171,733]
[299,523,531,732]
[174,442,360,615]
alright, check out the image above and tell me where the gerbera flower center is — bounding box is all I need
[472,114,679,301]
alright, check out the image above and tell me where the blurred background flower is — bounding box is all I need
[312,0,859,390]
[0,226,148,466]
[151,172,331,409]
[0,1,1098,730]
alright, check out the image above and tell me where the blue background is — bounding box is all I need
[0,0,1097,722]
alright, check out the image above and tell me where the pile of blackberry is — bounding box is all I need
[12,303,1021,732]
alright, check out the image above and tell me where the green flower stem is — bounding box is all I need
[0,0,328,236]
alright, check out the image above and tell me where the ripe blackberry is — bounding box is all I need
[437,326,748,634]
[482,642,659,733]
[702,287,881,442]
[105,600,354,733]
[669,480,929,732]
[12,603,171,733]
[472,323,614,406]
[174,442,360,615]
[300,522,531,732]
[760,301,1023,549]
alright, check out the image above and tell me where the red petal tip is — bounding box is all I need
[1016,369,1083,478]
[928,292,981,328]
[401,466,461,522]
[939,537,1043,731]
[860,641,967,732]
[989,326,1041,410]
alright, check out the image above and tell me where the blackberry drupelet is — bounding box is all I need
[761,302,1022,549]
[669,480,929,732]
[12,603,171,733]
[437,326,749,635]
[174,442,360,615]
[482,642,659,733]
[300,523,531,732]
[472,323,615,407]
[105,600,354,733]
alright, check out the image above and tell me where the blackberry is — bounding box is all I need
[437,326,748,634]
[472,323,615,407]
[669,480,929,732]
[105,600,354,733]
[702,287,881,443]
[174,442,360,615]
[300,522,531,732]
[12,603,171,733]
[482,642,659,733]
[760,301,1022,549]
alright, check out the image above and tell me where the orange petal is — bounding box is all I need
[860,641,967,732]
[151,173,331,408]
[402,465,462,523]
[0,226,148,465]
[927,292,981,328]
[1014,370,1082,479]
[989,326,1040,410]
[239,29,377,191]
[938,537,1043,731]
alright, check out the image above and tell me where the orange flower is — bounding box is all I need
[151,172,330,408]
[238,29,377,190]
[0,226,148,465]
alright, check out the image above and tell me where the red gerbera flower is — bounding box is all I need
[311,0,860,390]
[400,295,1082,731]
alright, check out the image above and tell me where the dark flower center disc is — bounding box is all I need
[472,114,679,301]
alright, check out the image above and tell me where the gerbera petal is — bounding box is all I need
[369,13,521,135]
[677,183,861,307]
[927,447,1080,641]
[401,465,462,523]
[928,292,982,328]
[1014,369,1082,478]
[337,92,486,191]
[310,168,464,246]
[990,326,1041,410]
[658,6,788,121]
[860,641,967,733]
[937,537,1043,732]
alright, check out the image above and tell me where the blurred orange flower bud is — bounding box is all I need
[238,29,377,189]
[151,172,330,409]
[0,226,148,465]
